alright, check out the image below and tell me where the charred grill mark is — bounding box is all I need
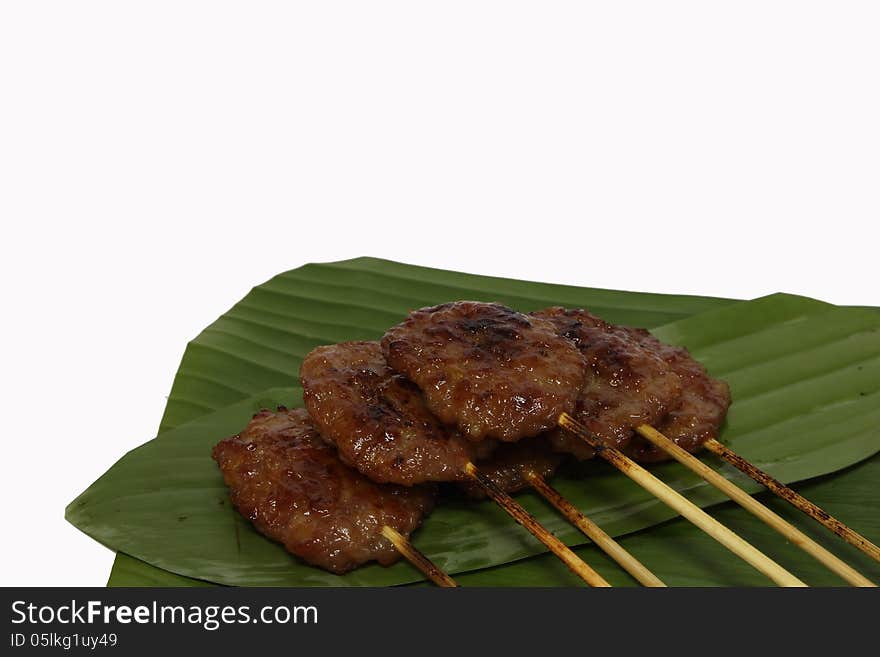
[367,404,390,420]
[460,318,498,333]
[382,301,587,441]
[301,341,480,484]
[537,307,682,458]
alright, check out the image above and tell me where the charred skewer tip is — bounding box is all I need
[704,438,880,566]
[463,462,612,587]
[380,525,458,587]
[633,425,876,588]
[524,470,666,587]
[557,413,808,587]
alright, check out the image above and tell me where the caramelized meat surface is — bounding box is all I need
[534,307,683,460]
[382,302,587,442]
[301,341,491,485]
[459,437,563,498]
[212,408,435,574]
[624,336,732,462]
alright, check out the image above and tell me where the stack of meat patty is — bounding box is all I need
[212,301,731,574]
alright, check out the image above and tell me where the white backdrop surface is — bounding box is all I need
[1,2,878,585]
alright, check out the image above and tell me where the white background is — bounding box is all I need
[1,2,878,586]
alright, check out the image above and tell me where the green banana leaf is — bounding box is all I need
[108,452,880,587]
[106,257,740,586]
[67,291,880,586]
[108,554,213,587]
[111,257,740,585]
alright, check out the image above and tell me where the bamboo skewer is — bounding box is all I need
[635,425,876,587]
[464,462,612,587]
[558,413,807,587]
[524,471,666,587]
[704,437,880,565]
[381,525,458,587]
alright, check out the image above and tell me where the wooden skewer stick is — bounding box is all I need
[704,437,880,565]
[558,413,807,587]
[524,471,666,587]
[381,525,458,587]
[464,462,612,587]
[635,426,876,587]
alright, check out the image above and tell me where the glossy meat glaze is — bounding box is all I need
[212,408,435,574]
[382,302,587,442]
